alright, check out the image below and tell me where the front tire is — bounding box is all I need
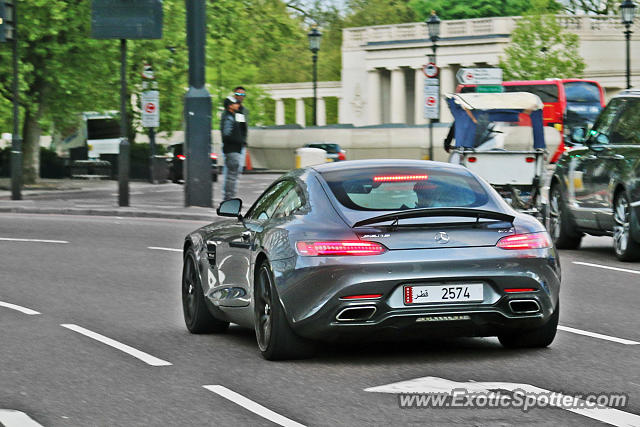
[182,248,229,334]
[548,184,582,249]
[254,263,315,360]
[613,192,640,261]
[498,303,559,349]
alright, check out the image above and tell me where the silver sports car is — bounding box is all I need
[182,160,561,360]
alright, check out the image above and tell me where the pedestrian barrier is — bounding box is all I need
[295,147,326,168]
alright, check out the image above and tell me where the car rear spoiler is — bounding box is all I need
[352,208,515,228]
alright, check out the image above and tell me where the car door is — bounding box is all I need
[591,98,640,230]
[571,99,624,228]
[212,180,295,307]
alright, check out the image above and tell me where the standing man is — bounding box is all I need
[221,96,243,200]
[233,86,249,170]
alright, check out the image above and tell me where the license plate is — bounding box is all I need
[404,284,483,304]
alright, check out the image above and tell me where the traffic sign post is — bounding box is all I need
[141,65,159,183]
[424,78,440,161]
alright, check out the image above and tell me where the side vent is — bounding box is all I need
[206,242,216,265]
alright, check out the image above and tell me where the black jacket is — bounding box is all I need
[238,105,249,145]
[221,110,243,154]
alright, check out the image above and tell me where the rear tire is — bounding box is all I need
[498,303,559,349]
[254,262,316,360]
[182,248,229,334]
[548,184,582,249]
[613,192,640,262]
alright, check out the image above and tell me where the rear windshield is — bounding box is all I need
[321,167,489,211]
[564,82,602,103]
[308,143,340,153]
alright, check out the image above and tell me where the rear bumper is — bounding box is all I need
[271,246,560,341]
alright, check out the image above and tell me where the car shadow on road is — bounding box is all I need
[219,325,548,365]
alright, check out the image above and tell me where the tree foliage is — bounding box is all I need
[409,0,538,20]
[498,9,586,80]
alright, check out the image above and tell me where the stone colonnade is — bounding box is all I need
[366,65,455,126]
[262,82,343,127]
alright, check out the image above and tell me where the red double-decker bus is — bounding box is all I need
[457,79,606,162]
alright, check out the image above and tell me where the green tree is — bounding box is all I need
[498,11,586,80]
[409,0,548,20]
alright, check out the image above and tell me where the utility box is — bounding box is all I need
[91,0,163,39]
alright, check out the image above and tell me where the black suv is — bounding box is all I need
[167,143,218,183]
[548,89,640,261]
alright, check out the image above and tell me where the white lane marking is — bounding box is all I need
[0,410,44,426]
[0,301,40,315]
[148,246,182,252]
[558,326,639,345]
[365,376,640,427]
[0,237,68,244]
[203,385,306,427]
[573,261,640,275]
[60,324,172,366]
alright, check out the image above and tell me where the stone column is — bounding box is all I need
[439,66,455,123]
[295,98,306,127]
[367,69,381,125]
[390,67,406,123]
[414,67,427,125]
[316,97,326,126]
[275,98,285,125]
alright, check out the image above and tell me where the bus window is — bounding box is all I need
[503,84,559,102]
[564,81,601,103]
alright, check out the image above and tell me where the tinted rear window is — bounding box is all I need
[504,84,559,102]
[308,143,340,153]
[564,82,602,103]
[321,167,489,211]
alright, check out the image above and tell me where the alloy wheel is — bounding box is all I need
[255,267,273,352]
[182,256,198,325]
[613,196,630,256]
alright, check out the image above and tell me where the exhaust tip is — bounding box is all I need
[336,306,377,322]
[509,299,541,314]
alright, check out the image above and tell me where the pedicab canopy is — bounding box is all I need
[446,92,546,149]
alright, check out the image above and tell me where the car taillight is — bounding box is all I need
[496,232,552,250]
[177,154,186,160]
[525,157,535,163]
[296,241,387,256]
[338,151,346,161]
[504,288,536,293]
[210,153,217,160]
[373,175,428,183]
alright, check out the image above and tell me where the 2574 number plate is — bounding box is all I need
[404,284,483,304]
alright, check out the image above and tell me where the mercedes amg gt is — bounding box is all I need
[181,160,561,360]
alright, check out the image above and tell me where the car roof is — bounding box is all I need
[615,88,640,98]
[309,159,466,173]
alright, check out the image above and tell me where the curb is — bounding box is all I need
[0,206,215,222]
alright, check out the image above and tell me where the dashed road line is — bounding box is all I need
[0,410,44,426]
[203,385,306,427]
[0,237,69,244]
[148,246,182,252]
[0,301,40,315]
[61,324,172,366]
[573,261,640,275]
[558,326,639,345]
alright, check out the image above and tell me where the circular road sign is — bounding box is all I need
[423,62,439,78]
[144,102,157,114]
[426,96,437,107]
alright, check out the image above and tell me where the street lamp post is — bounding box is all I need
[621,0,637,89]
[426,11,441,161]
[308,27,321,126]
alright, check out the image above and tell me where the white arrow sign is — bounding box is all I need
[456,68,503,85]
[365,376,639,427]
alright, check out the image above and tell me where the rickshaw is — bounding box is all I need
[446,92,551,220]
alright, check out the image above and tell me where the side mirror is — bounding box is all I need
[570,127,587,144]
[217,198,242,218]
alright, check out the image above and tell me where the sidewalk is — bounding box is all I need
[0,176,279,221]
